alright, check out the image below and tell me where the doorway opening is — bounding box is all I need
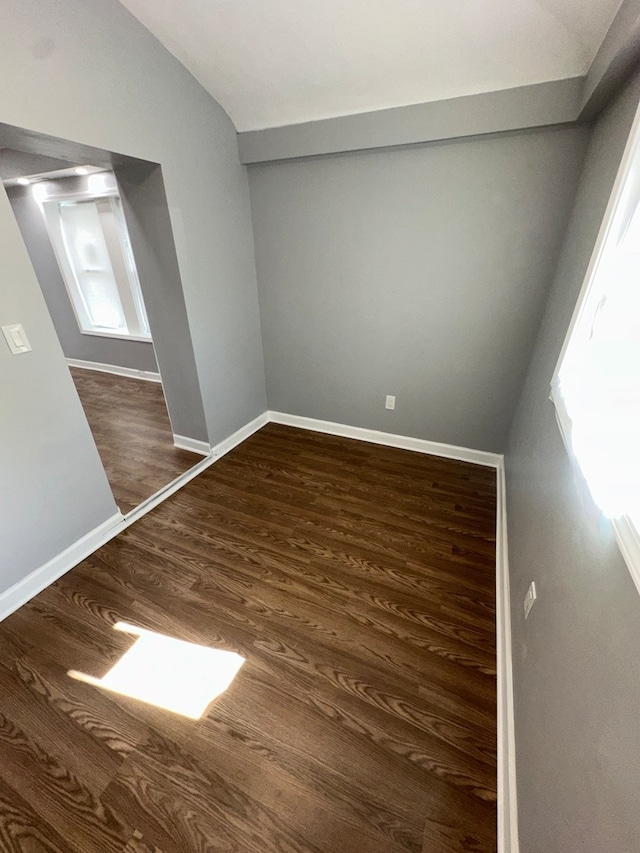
[0,128,210,514]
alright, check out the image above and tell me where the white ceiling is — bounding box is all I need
[118,0,622,132]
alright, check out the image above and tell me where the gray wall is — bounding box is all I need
[506,73,640,852]
[0,0,265,594]
[116,163,208,441]
[7,180,158,373]
[0,186,118,590]
[0,148,74,180]
[239,78,583,164]
[249,127,588,452]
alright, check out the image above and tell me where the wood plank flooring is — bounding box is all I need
[70,367,200,513]
[0,424,497,852]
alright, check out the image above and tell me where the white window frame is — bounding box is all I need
[551,100,640,594]
[36,177,151,343]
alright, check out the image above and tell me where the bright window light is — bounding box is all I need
[59,199,128,331]
[32,182,50,202]
[557,208,640,520]
[69,622,245,719]
[552,101,640,589]
[39,188,151,342]
[88,172,111,195]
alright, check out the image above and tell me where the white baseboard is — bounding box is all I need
[123,454,219,523]
[0,411,271,622]
[66,358,161,383]
[173,434,211,456]
[268,411,501,468]
[127,413,269,523]
[496,459,520,852]
[212,412,270,460]
[0,512,124,622]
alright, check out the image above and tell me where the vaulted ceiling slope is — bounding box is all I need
[118,0,622,131]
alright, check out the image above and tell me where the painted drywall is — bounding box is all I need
[0,186,118,591]
[0,147,74,180]
[505,72,640,851]
[581,0,640,119]
[6,181,158,373]
[238,78,583,164]
[0,0,265,591]
[0,0,266,441]
[116,163,207,441]
[249,126,588,453]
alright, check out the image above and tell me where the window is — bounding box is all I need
[41,189,150,341]
[552,103,640,590]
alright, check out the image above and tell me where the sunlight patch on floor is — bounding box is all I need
[68,621,245,719]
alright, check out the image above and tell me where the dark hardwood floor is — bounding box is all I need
[0,424,497,852]
[70,367,200,514]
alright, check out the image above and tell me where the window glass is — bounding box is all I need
[58,200,127,332]
[41,186,151,342]
[556,202,640,521]
[552,106,640,585]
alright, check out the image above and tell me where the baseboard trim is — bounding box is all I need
[267,411,502,468]
[127,413,269,523]
[496,459,520,852]
[212,412,270,460]
[173,434,211,456]
[0,512,124,622]
[123,454,218,524]
[66,358,162,383]
[0,412,271,623]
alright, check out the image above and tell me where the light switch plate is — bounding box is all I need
[524,581,537,619]
[2,323,31,355]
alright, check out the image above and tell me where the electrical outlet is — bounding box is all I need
[524,581,537,619]
[385,395,396,410]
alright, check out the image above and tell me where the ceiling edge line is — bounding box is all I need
[237,77,584,165]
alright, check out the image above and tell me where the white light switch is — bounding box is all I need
[524,581,537,619]
[2,323,32,355]
[385,395,396,410]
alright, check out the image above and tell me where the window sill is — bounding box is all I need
[80,330,152,344]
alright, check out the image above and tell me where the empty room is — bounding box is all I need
[0,1,638,852]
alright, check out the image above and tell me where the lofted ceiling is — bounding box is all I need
[118,0,623,131]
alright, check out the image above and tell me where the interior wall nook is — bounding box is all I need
[0,0,267,592]
[6,170,159,375]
